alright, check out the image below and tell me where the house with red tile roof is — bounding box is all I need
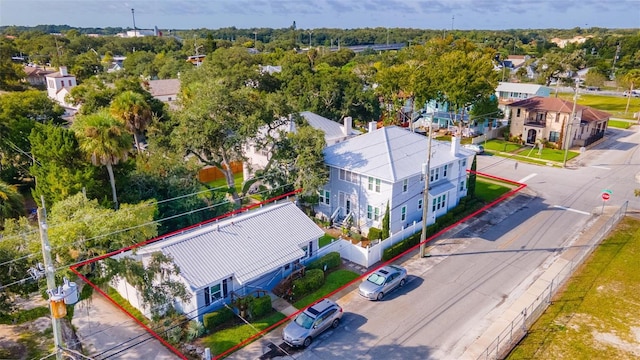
[507,97,609,149]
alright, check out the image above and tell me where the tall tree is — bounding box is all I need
[381,201,390,239]
[621,69,640,114]
[110,90,153,153]
[29,123,102,205]
[72,111,132,209]
[468,155,477,197]
[0,38,25,91]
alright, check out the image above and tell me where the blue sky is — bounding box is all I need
[1,0,638,30]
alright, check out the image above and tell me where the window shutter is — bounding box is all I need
[204,287,210,306]
[222,279,228,298]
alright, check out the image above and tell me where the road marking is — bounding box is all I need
[591,165,611,170]
[552,205,591,216]
[518,173,537,183]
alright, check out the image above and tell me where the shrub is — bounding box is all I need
[292,269,324,299]
[367,227,382,240]
[248,295,272,319]
[186,320,205,341]
[203,307,234,332]
[306,251,341,271]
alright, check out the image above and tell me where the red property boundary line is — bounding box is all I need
[69,189,302,360]
[214,171,527,359]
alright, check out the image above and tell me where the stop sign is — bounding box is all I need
[601,192,610,201]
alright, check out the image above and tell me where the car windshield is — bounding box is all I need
[294,312,315,329]
[367,273,386,286]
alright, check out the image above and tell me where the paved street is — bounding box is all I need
[228,125,640,360]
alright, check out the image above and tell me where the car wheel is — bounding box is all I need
[303,337,312,347]
[399,279,406,287]
[332,318,340,329]
[377,292,384,301]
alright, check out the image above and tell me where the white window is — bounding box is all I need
[460,181,465,191]
[209,284,221,300]
[367,205,373,220]
[319,190,330,205]
[430,169,435,182]
[374,207,380,221]
[375,178,381,192]
[443,164,448,177]
[368,177,374,191]
[401,206,407,221]
[418,199,423,210]
[462,159,467,167]
[402,179,408,192]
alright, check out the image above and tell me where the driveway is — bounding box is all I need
[72,292,180,359]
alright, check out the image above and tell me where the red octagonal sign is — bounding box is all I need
[601,192,611,201]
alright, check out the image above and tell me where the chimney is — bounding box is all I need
[343,116,352,136]
[59,66,68,76]
[288,115,296,133]
[451,136,460,156]
[368,121,377,133]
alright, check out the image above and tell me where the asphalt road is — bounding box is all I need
[274,126,640,360]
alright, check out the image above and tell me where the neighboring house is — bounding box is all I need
[186,55,206,66]
[495,82,551,118]
[23,65,53,86]
[243,111,359,178]
[45,66,78,114]
[316,125,474,237]
[259,65,282,75]
[106,55,126,73]
[508,97,610,148]
[112,201,324,321]
[146,78,180,107]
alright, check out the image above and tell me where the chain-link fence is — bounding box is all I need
[477,201,629,360]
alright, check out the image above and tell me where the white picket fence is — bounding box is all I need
[316,221,422,268]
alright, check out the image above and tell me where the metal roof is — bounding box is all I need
[138,202,324,290]
[300,111,359,142]
[323,126,472,183]
[496,82,548,95]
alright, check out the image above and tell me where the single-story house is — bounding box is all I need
[112,201,325,321]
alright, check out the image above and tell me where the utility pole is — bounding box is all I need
[419,115,433,257]
[563,83,579,167]
[253,31,257,48]
[38,196,63,360]
[308,30,312,48]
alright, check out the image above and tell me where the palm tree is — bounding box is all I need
[72,111,132,209]
[110,91,152,153]
[0,180,24,226]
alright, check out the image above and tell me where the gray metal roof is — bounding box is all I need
[300,111,358,142]
[138,202,324,290]
[323,126,473,182]
[496,82,548,95]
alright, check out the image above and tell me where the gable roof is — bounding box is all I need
[323,125,472,183]
[509,97,610,121]
[496,82,548,95]
[23,65,53,77]
[137,202,323,290]
[147,79,180,97]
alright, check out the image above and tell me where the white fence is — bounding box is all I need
[317,221,422,268]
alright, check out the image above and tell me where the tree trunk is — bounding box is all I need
[106,163,119,210]
[625,83,634,114]
[133,131,142,154]
[220,151,241,208]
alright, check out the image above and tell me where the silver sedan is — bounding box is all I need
[358,265,407,301]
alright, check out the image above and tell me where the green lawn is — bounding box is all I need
[208,172,244,191]
[558,93,640,120]
[516,146,579,162]
[200,312,286,356]
[607,119,633,129]
[482,139,523,153]
[475,179,514,203]
[293,269,360,309]
[507,217,640,359]
[319,234,336,248]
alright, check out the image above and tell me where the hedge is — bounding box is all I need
[292,269,324,299]
[248,295,272,319]
[367,227,382,240]
[203,307,234,332]
[306,251,341,271]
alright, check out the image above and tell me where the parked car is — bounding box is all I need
[623,90,640,97]
[282,298,343,347]
[463,144,485,154]
[358,265,408,301]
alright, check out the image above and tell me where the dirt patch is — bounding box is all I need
[592,330,640,356]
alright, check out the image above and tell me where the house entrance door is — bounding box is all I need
[527,129,537,144]
[345,199,351,214]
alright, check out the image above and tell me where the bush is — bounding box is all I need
[203,307,234,332]
[367,227,382,240]
[306,252,341,271]
[292,269,324,299]
[248,295,272,319]
[186,320,205,341]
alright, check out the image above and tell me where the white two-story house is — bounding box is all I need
[45,66,78,115]
[316,125,475,237]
